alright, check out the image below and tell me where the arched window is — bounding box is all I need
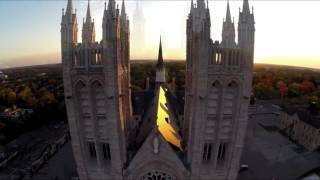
[97,51,102,65]
[91,80,107,138]
[74,52,78,66]
[75,80,90,115]
[91,81,105,116]
[223,81,238,115]
[207,80,221,115]
[95,50,99,65]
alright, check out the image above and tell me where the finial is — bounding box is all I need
[105,1,107,9]
[206,0,209,8]
[252,6,254,13]
[190,0,194,11]
[121,0,126,17]
[233,17,234,23]
[62,8,64,16]
[83,18,85,24]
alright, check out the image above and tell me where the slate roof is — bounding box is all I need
[155,86,182,151]
[281,105,320,129]
[131,90,154,116]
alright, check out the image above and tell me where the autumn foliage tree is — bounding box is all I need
[300,80,315,94]
[276,81,288,98]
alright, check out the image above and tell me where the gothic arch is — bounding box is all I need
[90,79,107,139]
[227,80,238,88]
[211,80,221,88]
[74,79,86,90]
[89,79,104,88]
[223,80,240,116]
[207,80,222,116]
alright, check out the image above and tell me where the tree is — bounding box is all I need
[38,91,56,107]
[288,82,301,97]
[300,79,315,94]
[17,86,36,107]
[276,81,288,98]
[0,87,16,106]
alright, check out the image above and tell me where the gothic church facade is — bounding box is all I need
[61,0,255,179]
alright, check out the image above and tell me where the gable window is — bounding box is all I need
[203,143,213,162]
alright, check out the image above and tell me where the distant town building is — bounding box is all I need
[279,104,320,151]
[61,0,255,179]
[0,71,8,81]
[1,106,33,120]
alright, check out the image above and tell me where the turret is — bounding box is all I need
[221,0,236,48]
[103,0,117,43]
[65,0,73,22]
[238,0,255,51]
[61,0,78,67]
[120,0,129,66]
[188,0,211,38]
[197,0,206,10]
[82,0,95,45]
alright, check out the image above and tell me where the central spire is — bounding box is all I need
[156,36,165,84]
[157,36,164,70]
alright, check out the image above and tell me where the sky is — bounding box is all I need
[0,0,320,68]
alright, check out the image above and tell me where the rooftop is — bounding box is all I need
[239,101,320,179]
[281,103,320,129]
[156,86,182,151]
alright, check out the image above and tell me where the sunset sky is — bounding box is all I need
[0,0,320,68]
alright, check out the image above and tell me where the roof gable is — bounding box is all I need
[125,128,188,180]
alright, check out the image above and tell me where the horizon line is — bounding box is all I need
[1,62,320,71]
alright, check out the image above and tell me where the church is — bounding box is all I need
[60,0,255,179]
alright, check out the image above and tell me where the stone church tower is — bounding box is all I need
[61,0,131,179]
[183,0,255,179]
[61,0,254,179]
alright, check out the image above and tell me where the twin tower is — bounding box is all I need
[61,0,255,179]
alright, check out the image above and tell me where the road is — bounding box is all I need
[31,142,77,180]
